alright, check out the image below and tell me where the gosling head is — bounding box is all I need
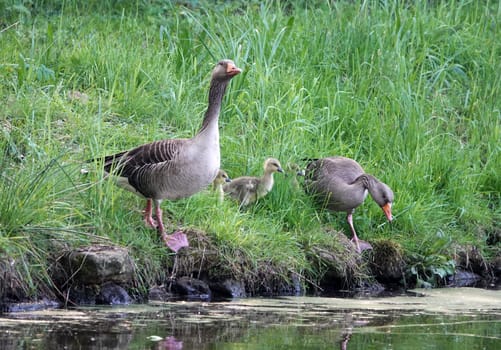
[263,158,284,174]
[213,169,232,186]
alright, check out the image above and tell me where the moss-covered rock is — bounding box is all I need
[368,240,406,283]
[305,229,372,293]
[60,245,135,285]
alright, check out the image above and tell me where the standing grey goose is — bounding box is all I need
[304,156,394,253]
[223,158,284,206]
[212,169,232,203]
[98,59,242,252]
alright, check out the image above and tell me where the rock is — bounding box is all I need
[96,283,132,305]
[55,245,135,305]
[66,283,132,306]
[148,285,175,301]
[67,284,100,305]
[61,245,135,285]
[170,277,211,301]
[209,279,246,299]
[447,270,482,287]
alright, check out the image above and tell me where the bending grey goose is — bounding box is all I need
[303,156,394,253]
[98,59,241,252]
[223,158,284,206]
[212,169,231,203]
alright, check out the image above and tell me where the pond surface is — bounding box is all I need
[0,288,500,349]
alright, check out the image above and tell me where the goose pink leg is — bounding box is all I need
[153,201,189,253]
[143,199,158,228]
[347,212,372,253]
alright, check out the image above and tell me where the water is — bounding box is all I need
[0,288,499,349]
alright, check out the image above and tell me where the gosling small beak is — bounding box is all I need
[227,63,242,76]
[277,167,284,173]
[381,202,393,221]
[225,177,232,183]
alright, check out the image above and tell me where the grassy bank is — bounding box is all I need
[1,0,499,299]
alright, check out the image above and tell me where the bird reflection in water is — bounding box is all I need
[157,336,183,350]
[339,312,353,350]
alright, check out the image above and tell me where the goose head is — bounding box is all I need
[369,181,394,221]
[264,158,284,174]
[212,59,242,82]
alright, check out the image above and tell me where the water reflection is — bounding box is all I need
[156,336,183,350]
[1,288,500,350]
[339,312,353,350]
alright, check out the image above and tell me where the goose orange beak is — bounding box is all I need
[227,63,242,76]
[382,202,393,221]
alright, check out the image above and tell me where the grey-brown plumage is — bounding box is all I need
[98,59,242,252]
[223,158,283,206]
[212,169,231,203]
[304,156,394,252]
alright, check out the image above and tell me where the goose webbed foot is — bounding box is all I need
[144,216,158,229]
[357,240,373,252]
[148,202,188,252]
[162,230,189,253]
[350,237,372,253]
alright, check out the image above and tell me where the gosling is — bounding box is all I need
[212,169,232,203]
[223,158,284,206]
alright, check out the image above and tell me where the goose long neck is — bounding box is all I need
[198,79,229,133]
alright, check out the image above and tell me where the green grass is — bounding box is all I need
[1,0,500,298]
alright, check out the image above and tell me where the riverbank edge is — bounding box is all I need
[1,229,499,313]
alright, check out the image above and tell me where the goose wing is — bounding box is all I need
[103,139,184,177]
